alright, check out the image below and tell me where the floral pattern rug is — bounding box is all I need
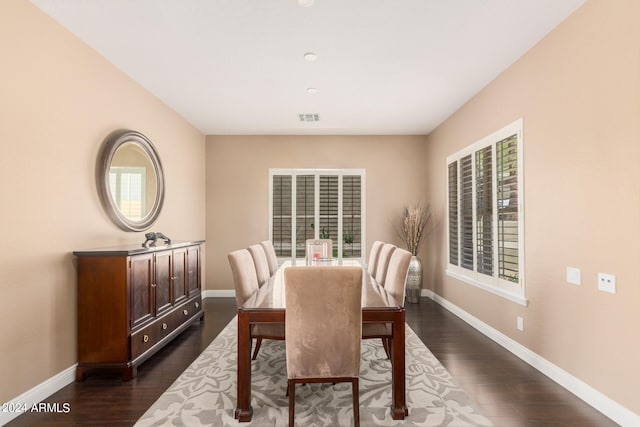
[136,318,492,427]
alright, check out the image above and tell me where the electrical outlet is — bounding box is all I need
[517,316,524,331]
[598,273,616,294]
[566,267,581,285]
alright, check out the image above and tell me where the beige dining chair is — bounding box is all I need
[260,240,279,276]
[228,249,284,360]
[284,266,362,427]
[305,239,332,263]
[366,240,384,276]
[248,244,271,288]
[374,243,396,287]
[363,247,412,359]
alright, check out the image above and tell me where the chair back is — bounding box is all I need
[374,243,396,286]
[383,248,412,306]
[228,249,259,308]
[284,266,362,379]
[248,244,271,287]
[366,240,384,276]
[260,240,279,276]
[305,239,332,263]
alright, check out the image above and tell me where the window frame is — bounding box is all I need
[445,119,527,306]
[268,168,366,262]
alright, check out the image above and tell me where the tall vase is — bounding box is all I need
[406,255,422,303]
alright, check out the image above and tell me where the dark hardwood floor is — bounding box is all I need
[8,297,616,426]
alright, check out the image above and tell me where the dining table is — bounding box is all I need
[234,258,408,422]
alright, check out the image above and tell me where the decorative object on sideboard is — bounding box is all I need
[399,203,431,303]
[96,129,165,232]
[142,232,172,248]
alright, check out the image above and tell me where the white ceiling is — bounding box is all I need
[30,0,585,135]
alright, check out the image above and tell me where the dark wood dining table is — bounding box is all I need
[234,259,407,422]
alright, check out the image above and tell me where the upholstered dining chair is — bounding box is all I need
[228,249,284,360]
[260,240,279,276]
[374,243,396,287]
[248,244,271,288]
[363,247,412,359]
[284,266,363,427]
[366,240,384,276]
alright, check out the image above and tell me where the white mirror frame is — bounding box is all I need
[96,129,165,232]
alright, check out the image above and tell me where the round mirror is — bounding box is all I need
[96,130,165,232]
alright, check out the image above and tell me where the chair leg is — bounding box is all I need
[288,380,295,427]
[352,378,360,427]
[252,338,263,360]
[381,337,391,359]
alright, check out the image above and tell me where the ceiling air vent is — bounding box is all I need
[298,113,320,123]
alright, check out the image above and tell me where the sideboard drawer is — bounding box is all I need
[131,323,157,360]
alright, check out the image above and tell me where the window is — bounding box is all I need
[269,169,365,260]
[109,166,146,220]
[446,119,526,306]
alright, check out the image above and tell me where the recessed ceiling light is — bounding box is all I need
[303,52,317,62]
[298,0,314,7]
[306,87,318,94]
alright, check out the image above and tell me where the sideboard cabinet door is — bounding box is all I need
[130,253,153,329]
[153,250,173,317]
[187,245,201,296]
[172,247,188,304]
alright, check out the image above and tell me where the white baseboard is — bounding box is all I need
[422,289,639,427]
[202,289,235,298]
[0,364,77,425]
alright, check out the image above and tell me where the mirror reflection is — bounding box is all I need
[109,142,157,221]
[97,130,164,232]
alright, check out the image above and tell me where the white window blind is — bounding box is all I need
[446,119,526,306]
[269,169,365,260]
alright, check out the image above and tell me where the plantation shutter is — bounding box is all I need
[270,169,365,260]
[272,175,292,256]
[342,175,362,257]
[318,176,338,247]
[476,146,493,275]
[460,155,474,270]
[448,162,459,265]
[296,175,315,255]
[497,135,519,282]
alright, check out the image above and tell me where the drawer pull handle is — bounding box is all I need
[195,302,200,309]
[143,334,150,343]
[162,323,168,330]
[183,309,189,316]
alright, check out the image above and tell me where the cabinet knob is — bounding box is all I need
[162,323,168,330]
[183,309,189,316]
[151,283,157,288]
[195,302,200,309]
[171,276,177,280]
[143,334,150,343]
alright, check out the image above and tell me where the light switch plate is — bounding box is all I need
[566,267,581,285]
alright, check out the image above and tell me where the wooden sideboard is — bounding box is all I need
[73,240,205,381]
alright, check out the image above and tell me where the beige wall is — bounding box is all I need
[205,135,428,290]
[424,0,639,414]
[0,0,206,403]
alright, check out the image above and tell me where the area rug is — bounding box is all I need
[136,318,492,427]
